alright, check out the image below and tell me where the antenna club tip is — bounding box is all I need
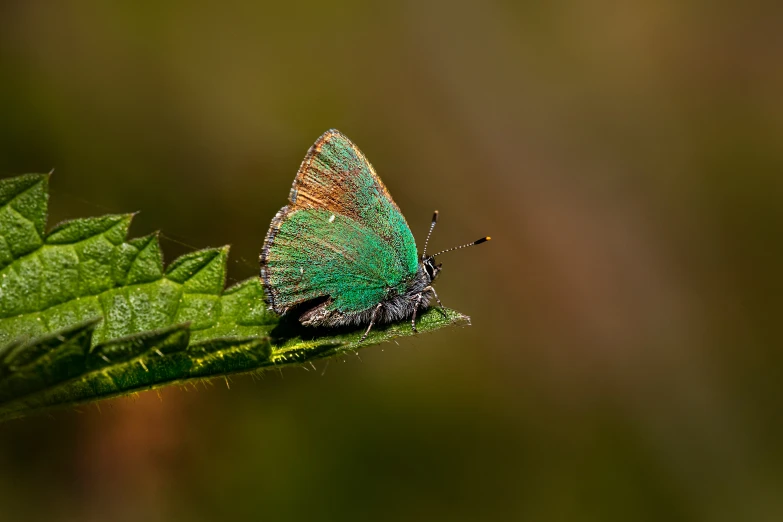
[486,236,491,241]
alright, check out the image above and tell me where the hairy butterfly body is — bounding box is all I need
[260,129,488,341]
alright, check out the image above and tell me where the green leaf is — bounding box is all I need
[0,174,469,421]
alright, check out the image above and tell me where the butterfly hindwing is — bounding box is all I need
[261,130,419,317]
[264,209,409,314]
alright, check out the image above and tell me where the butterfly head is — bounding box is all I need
[422,256,442,283]
[420,210,490,284]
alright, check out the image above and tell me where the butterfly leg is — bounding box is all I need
[424,286,448,319]
[410,293,424,333]
[360,303,383,342]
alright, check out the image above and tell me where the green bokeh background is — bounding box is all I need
[1,2,781,521]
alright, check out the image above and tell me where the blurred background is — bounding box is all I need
[1,1,782,521]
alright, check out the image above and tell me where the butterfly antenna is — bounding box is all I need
[422,210,439,258]
[431,236,491,258]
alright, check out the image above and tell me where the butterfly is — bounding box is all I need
[260,129,489,341]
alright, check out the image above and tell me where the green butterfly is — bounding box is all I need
[260,130,489,341]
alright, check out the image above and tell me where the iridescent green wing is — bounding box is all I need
[261,130,419,314]
[264,209,412,313]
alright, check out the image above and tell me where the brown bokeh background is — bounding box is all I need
[1,2,782,521]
